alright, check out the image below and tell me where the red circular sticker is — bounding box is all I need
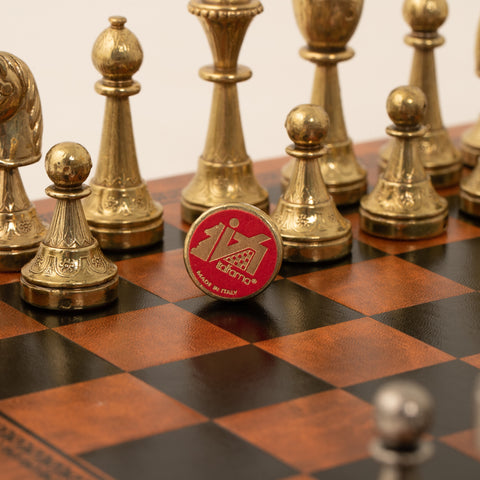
[184,204,283,301]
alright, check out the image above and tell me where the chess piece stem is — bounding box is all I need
[180,0,269,224]
[0,53,47,271]
[21,143,118,310]
[361,86,448,239]
[460,17,480,167]
[272,104,352,262]
[380,0,461,186]
[83,16,164,250]
[282,0,367,206]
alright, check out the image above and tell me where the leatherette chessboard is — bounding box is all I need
[1,125,480,480]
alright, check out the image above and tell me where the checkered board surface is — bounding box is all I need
[1,125,480,480]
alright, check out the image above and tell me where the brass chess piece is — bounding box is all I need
[460,17,480,167]
[281,0,367,206]
[360,86,448,239]
[0,52,47,271]
[83,16,163,250]
[180,0,269,224]
[21,142,118,311]
[371,381,434,480]
[379,0,461,187]
[272,104,352,262]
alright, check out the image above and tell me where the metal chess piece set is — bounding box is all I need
[1,0,480,310]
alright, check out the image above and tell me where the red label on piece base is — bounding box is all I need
[185,205,282,301]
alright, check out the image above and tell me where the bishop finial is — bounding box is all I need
[403,0,448,33]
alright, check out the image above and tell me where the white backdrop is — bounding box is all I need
[2,1,479,200]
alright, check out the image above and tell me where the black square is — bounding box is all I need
[279,240,387,278]
[0,330,121,399]
[346,361,478,437]
[373,292,480,357]
[133,344,334,418]
[81,422,296,480]
[312,442,480,480]
[0,278,168,328]
[398,238,480,289]
[106,222,186,262]
[176,279,362,342]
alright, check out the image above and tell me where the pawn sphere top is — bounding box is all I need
[387,86,427,128]
[92,16,143,81]
[45,142,92,189]
[374,380,434,449]
[285,104,329,147]
[403,0,448,33]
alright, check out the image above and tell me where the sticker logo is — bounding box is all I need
[185,206,282,300]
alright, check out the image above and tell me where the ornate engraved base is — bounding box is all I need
[181,159,269,224]
[20,276,118,311]
[359,207,448,240]
[281,140,367,205]
[379,129,462,188]
[84,184,164,250]
[461,143,480,169]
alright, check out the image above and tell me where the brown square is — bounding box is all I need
[0,272,20,286]
[346,213,480,255]
[0,300,46,340]
[54,303,247,371]
[290,256,472,316]
[0,373,206,456]
[116,249,202,302]
[461,354,480,369]
[441,430,480,462]
[257,318,453,387]
[216,390,375,472]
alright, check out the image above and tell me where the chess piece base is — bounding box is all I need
[181,196,269,226]
[359,207,448,240]
[461,142,480,168]
[88,216,164,251]
[460,190,480,217]
[282,231,352,263]
[0,245,41,272]
[20,275,119,311]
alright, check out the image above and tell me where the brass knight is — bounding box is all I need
[83,17,164,250]
[272,104,352,262]
[21,142,118,310]
[460,16,480,167]
[0,52,46,271]
[282,0,367,206]
[361,86,448,239]
[180,0,269,224]
[379,0,461,187]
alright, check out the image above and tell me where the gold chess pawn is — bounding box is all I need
[0,52,47,271]
[460,17,480,167]
[379,0,461,187]
[83,16,163,250]
[282,0,367,206]
[21,142,118,311]
[361,86,448,239]
[272,104,352,262]
[180,0,269,224]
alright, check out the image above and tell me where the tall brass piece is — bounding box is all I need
[361,86,448,239]
[272,104,352,262]
[21,142,118,311]
[0,52,46,271]
[181,0,269,224]
[83,16,163,250]
[380,0,461,187]
[460,17,480,167]
[282,0,367,206]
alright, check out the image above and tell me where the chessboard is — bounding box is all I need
[1,125,480,480]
